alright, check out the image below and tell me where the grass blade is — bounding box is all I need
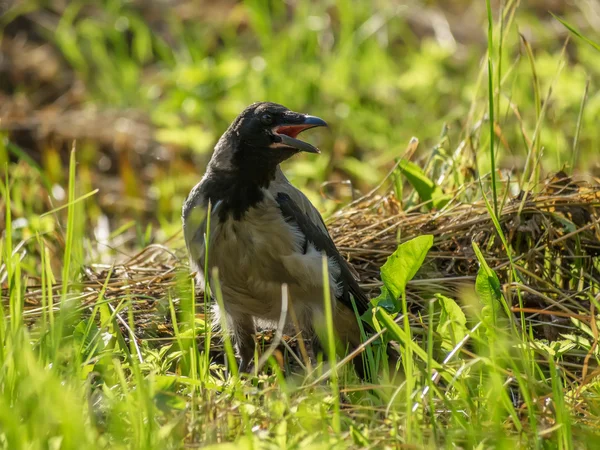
[485,0,498,217]
[552,14,600,52]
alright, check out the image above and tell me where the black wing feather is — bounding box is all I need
[275,192,371,315]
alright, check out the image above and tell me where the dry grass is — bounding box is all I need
[5,171,599,380]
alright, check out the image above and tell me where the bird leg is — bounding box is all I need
[227,313,256,373]
[306,331,324,366]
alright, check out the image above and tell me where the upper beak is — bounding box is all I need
[273,115,328,154]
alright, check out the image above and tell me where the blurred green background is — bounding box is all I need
[1,0,599,245]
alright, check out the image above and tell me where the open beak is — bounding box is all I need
[273,115,327,154]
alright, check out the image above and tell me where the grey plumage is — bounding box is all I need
[182,102,369,373]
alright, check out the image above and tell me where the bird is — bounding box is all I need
[182,102,374,375]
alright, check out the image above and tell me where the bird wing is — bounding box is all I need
[272,168,329,233]
[275,191,371,315]
[271,168,361,281]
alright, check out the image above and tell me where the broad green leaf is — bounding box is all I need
[398,160,450,210]
[472,241,503,332]
[435,294,467,351]
[398,160,435,204]
[381,235,433,305]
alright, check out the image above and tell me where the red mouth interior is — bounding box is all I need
[275,124,314,139]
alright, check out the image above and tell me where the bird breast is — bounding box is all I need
[191,191,343,321]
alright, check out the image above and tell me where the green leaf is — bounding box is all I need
[380,235,433,305]
[435,294,467,351]
[398,160,435,205]
[431,186,452,210]
[369,286,396,312]
[560,333,598,355]
[398,160,449,210]
[531,339,577,357]
[392,164,403,201]
[569,317,595,339]
[472,241,502,329]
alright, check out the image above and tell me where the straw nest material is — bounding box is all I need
[5,172,600,372]
[332,171,600,344]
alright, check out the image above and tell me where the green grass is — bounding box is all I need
[2,0,600,448]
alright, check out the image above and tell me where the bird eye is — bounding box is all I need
[261,113,273,125]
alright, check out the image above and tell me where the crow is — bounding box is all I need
[182,102,375,375]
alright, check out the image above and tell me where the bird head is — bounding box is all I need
[211,102,327,174]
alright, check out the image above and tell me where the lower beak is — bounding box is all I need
[274,115,327,154]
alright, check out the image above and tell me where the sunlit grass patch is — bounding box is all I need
[2,145,600,447]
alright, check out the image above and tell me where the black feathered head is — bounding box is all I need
[209,102,327,175]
